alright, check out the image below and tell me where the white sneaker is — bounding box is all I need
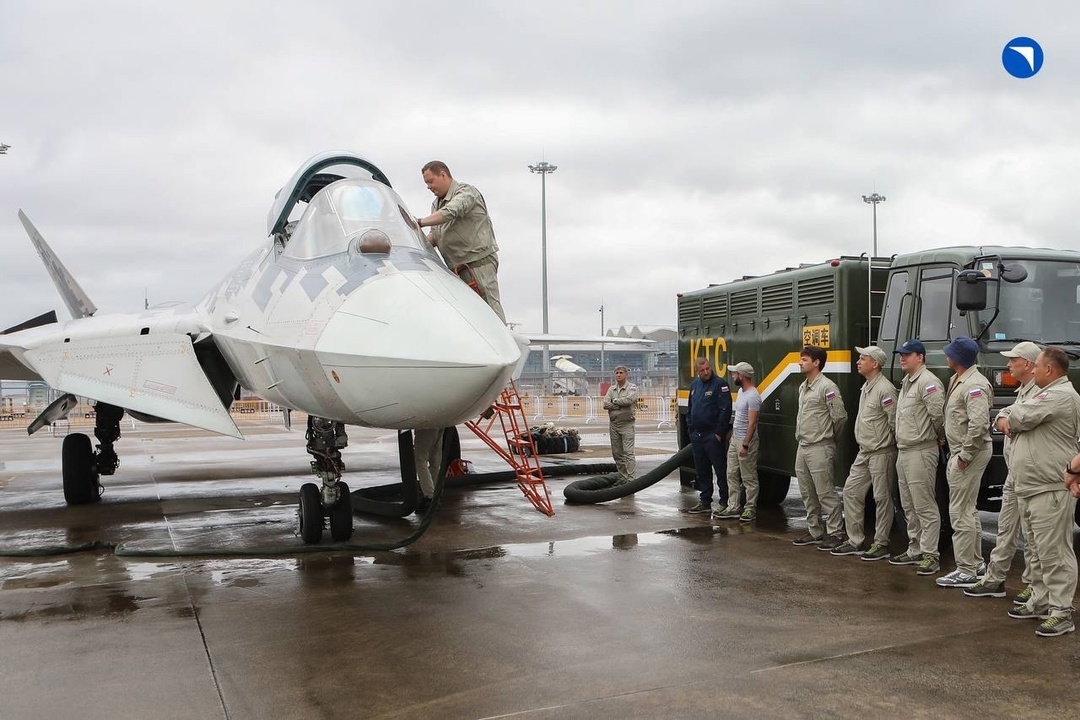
[936,570,979,588]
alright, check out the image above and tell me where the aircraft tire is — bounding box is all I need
[329,482,354,542]
[62,433,100,505]
[755,472,791,508]
[298,483,323,544]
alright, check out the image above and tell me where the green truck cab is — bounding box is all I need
[677,246,1080,521]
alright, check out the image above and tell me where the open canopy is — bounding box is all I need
[266,151,392,238]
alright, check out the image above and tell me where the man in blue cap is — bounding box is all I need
[889,339,946,575]
[936,335,994,588]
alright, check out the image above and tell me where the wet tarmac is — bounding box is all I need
[2,421,1079,719]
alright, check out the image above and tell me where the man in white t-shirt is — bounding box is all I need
[716,361,761,523]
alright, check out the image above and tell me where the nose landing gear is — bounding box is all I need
[300,416,354,544]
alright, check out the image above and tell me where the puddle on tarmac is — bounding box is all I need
[498,532,667,557]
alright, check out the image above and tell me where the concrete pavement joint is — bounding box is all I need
[748,626,993,674]
[476,680,699,719]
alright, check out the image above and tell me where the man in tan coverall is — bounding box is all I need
[965,341,1041,601]
[830,346,898,560]
[791,345,848,548]
[1002,347,1080,637]
[417,161,506,322]
[888,339,946,575]
[603,366,639,484]
[936,336,994,588]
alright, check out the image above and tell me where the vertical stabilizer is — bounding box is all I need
[17,210,98,319]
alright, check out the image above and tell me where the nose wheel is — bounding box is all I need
[296,481,354,544]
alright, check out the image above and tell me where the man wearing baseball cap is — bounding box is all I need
[996,346,1080,636]
[888,339,947,575]
[966,341,1041,601]
[829,346,898,560]
[936,336,994,589]
[716,361,761,522]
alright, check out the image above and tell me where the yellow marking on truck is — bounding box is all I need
[678,350,852,406]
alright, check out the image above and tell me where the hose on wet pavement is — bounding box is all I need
[562,445,693,504]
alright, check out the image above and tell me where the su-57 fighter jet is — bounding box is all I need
[0,152,528,544]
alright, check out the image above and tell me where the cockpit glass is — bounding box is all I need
[982,259,1080,344]
[283,179,433,260]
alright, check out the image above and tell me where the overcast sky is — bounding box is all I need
[2,1,1077,337]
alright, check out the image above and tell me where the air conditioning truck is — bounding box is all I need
[677,247,1080,524]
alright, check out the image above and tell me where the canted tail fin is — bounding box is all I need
[17,210,98,319]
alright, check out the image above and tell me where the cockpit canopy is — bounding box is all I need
[282,178,430,260]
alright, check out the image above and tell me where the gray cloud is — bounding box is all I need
[2,1,1077,338]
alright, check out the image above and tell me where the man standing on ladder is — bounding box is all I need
[416,161,506,322]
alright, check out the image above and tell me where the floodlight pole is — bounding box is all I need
[862,192,886,257]
[529,160,557,392]
[599,304,605,376]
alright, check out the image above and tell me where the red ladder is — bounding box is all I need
[465,380,554,516]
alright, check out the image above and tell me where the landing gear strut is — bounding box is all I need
[60,402,126,505]
[299,416,354,544]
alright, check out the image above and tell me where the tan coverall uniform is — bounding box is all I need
[796,374,848,539]
[430,180,505,322]
[1004,376,1080,619]
[603,381,639,482]
[895,366,945,560]
[944,365,994,576]
[984,379,1038,586]
[842,373,898,549]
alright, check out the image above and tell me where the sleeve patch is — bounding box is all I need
[1037,391,1049,400]
[881,397,894,407]
[968,388,983,398]
[825,390,837,400]
[925,385,938,394]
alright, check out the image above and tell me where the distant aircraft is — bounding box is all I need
[1,152,528,544]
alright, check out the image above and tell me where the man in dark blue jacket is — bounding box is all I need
[683,356,733,514]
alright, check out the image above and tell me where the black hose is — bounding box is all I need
[563,445,693,504]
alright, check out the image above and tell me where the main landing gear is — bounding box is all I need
[60,403,125,505]
[299,416,354,544]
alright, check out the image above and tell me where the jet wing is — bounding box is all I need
[524,334,654,346]
[17,331,241,439]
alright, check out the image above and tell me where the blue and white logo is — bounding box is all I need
[1002,37,1043,78]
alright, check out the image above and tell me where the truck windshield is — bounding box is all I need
[980,259,1080,345]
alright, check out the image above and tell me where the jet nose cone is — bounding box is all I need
[316,269,522,427]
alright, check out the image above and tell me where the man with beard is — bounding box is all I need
[716,361,761,522]
[683,357,732,515]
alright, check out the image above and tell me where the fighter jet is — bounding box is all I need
[0,152,528,544]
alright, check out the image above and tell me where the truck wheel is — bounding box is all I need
[756,471,791,508]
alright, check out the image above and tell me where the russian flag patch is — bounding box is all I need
[825,390,837,400]
[969,388,983,398]
[882,397,894,407]
[925,385,938,394]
